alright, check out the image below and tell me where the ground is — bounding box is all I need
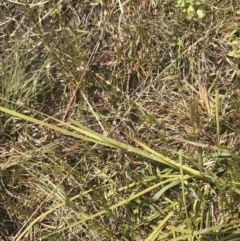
[0,1,240,240]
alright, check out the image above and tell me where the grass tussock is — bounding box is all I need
[0,0,240,240]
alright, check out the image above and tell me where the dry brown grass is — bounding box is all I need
[1,0,240,240]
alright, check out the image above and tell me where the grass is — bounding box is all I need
[0,0,240,240]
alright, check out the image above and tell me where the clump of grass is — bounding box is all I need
[1,0,240,241]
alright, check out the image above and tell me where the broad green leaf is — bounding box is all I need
[174,0,188,7]
[152,181,181,201]
[186,5,195,19]
[197,8,205,18]
[227,49,240,59]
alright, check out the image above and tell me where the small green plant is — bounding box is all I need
[173,0,206,19]
[227,39,240,59]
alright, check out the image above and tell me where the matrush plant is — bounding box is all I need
[1,105,240,241]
